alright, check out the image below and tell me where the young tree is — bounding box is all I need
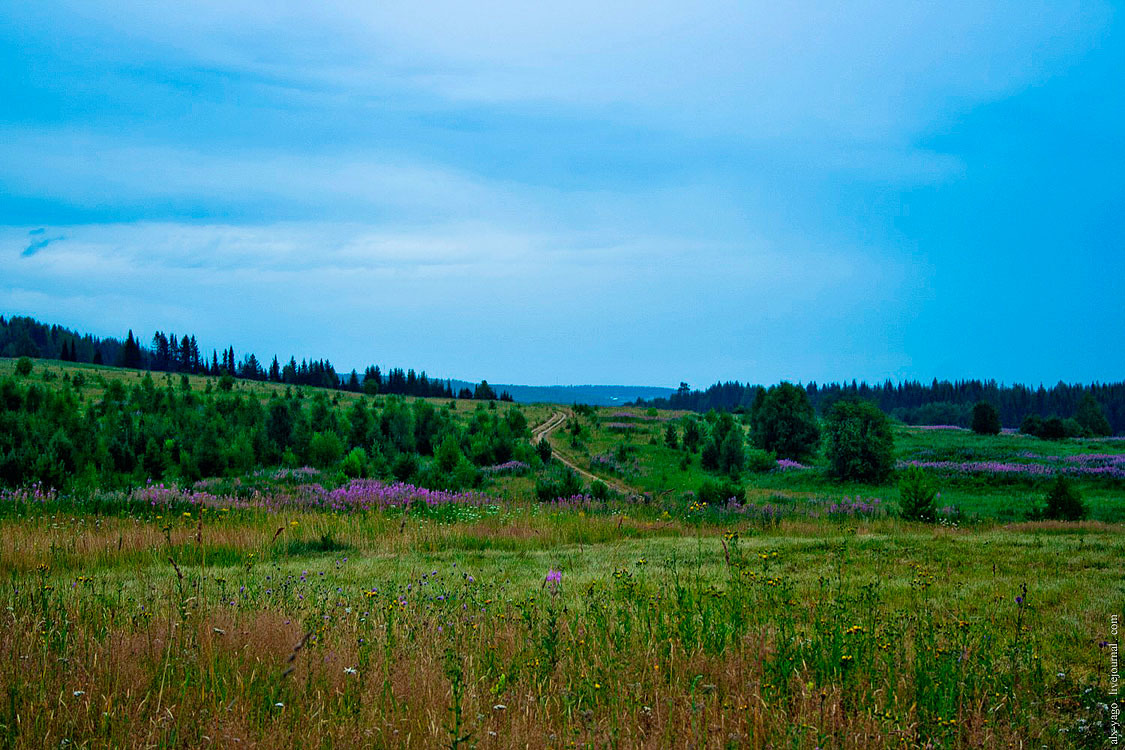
[971,401,1002,435]
[1043,475,1087,521]
[824,400,895,482]
[664,422,679,449]
[719,428,745,476]
[750,382,820,461]
[898,467,936,522]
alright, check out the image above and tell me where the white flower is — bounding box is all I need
[344,667,357,675]
[493,704,506,711]
[73,690,85,697]
[274,702,284,708]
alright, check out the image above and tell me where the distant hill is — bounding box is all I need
[448,382,674,406]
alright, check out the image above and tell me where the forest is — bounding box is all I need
[638,377,1125,433]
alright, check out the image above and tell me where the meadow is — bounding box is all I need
[0,357,1122,748]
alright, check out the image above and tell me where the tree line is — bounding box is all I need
[637,378,1125,434]
[0,365,534,492]
[0,314,510,401]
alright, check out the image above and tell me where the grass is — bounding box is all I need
[1,506,1121,748]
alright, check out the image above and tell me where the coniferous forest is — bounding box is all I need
[636,378,1125,434]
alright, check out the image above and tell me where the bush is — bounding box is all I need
[971,402,1001,435]
[1039,416,1081,440]
[535,466,582,502]
[309,431,344,468]
[824,400,895,483]
[341,447,367,478]
[898,467,936,522]
[697,478,743,506]
[1044,475,1087,521]
[536,439,552,463]
[15,357,32,376]
[750,382,819,460]
[1020,414,1044,437]
[744,448,777,473]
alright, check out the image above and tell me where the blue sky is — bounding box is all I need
[1,1,1122,386]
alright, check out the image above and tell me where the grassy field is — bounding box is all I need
[1,357,1123,747]
[3,508,1121,748]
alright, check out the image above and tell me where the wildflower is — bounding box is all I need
[344,667,357,675]
[73,690,85,697]
[274,702,284,708]
[493,704,506,711]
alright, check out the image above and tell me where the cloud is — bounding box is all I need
[22,229,64,257]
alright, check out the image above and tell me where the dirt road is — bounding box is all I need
[532,410,639,498]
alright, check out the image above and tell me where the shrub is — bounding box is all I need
[824,400,895,483]
[535,466,583,502]
[1020,414,1044,437]
[15,357,32,376]
[750,382,819,460]
[309,431,344,468]
[536,439,552,463]
[697,478,743,506]
[1039,416,1081,440]
[392,452,418,482]
[340,447,367,478]
[971,402,1001,435]
[898,467,936,522]
[744,448,777,473]
[435,434,464,474]
[1044,475,1087,521]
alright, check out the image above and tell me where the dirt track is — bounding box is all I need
[532,410,639,498]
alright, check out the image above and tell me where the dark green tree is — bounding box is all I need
[824,400,895,482]
[1044,475,1087,521]
[898,467,936,522]
[1075,394,1112,437]
[750,382,820,461]
[971,401,1001,435]
[474,380,498,400]
[719,428,745,476]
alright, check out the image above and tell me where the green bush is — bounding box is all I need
[1020,414,1044,437]
[697,478,743,506]
[744,448,777,473]
[308,431,344,468]
[971,402,1001,435]
[824,400,895,483]
[340,447,367,478]
[535,466,582,502]
[898,467,936,522]
[15,357,32,376]
[1039,417,1081,440]
[1044,475,1087,521]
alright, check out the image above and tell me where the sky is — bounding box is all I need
[1,1,1122,387]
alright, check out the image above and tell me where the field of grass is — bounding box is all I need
[3,506,1121,748]
[1,358,1123,747]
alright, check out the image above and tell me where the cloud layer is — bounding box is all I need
[1,1,1121,384]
